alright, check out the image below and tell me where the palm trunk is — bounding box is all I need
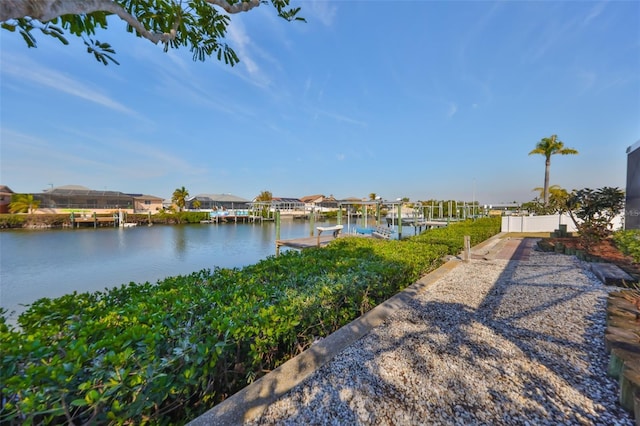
[544,157,551,206]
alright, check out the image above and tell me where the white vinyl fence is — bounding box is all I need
[501,214,624,233]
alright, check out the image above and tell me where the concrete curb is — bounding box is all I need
[471,232,510,260]
[188,235,508,425]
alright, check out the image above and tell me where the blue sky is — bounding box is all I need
[1,0,638,204]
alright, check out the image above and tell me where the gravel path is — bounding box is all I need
[248,242,633,425]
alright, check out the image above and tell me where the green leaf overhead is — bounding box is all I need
[0,0,304,65]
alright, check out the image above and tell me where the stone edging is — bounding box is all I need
[187,257,474,425]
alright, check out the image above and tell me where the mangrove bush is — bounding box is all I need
[1,217,500,424]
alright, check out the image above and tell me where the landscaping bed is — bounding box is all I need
[538,231,640,283]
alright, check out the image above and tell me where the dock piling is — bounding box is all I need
[275,210,281,256]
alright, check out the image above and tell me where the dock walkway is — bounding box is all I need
[276,225,344,255]
[275,235,338,256]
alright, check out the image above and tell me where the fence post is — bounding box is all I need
[463,235,471,261]
[397,203,402,239]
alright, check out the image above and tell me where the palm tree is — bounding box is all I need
[9,193,40,214]
[533,185,570,213]
[529,135,578,206]
[366,193,378,217]
[172,186,189,212]
[254,190,273,217]
[255,190,273,202]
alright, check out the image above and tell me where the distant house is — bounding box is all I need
[131,194,164,212]
[300,194,339,212]
[299,194,323,205]
[188,193,250,210]
[0,185,14,213]
[34,185,163,213]
[627,140,640,230]
[339,197,368,206]
[248,197,305,215]
[270,197,305,212]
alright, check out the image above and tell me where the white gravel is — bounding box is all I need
[248,249,633,425]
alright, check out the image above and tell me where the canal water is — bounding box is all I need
[0,219,343,322]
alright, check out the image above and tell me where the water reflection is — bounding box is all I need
[0,221,324,318]
[172,225,187,258]
[0,220,336,320]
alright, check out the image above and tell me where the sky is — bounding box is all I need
[1,0,639,205]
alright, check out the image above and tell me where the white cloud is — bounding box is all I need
[303,77,312,97]
[1,126,208,190]
[227,21,259,75]
[128,43,260,120]
[308,0,338,27]
[582,1,607,27]
[315,108,367,127]
[446,102,458,119]
[63,126,209,177]
[0,54,136,116]
[226,20,272,88]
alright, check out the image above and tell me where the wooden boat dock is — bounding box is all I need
[275,225,344,256]
[200,211,264,224]
[200,215,263,224]
[275,235,340,256]
[71,214,118,228]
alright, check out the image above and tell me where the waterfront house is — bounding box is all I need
[34,185,164,214]
[36,185,133,211]
[300,194,339,212]
[132,194,164,212]
[0,185,14,213]
[248,197,306,217]
[271,197,305,213]
[187,193,251,211]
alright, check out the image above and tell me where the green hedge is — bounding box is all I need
[410,217,501,252]
[0,217,500,425]
[0,214,28,228]
[0,214,69,228]
[149,211,210,224]
[0,212,211,229]
[613,229,640,263]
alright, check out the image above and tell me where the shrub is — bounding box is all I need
[0,214,27,228]
[566,187,625,253]
[1,217,500,424]
[153,211,209,224]
[613,230,640,263]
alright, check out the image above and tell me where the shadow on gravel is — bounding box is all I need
[352,238,628,424]
[197,239,632,425]
[252,239,629,425]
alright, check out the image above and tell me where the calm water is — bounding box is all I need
[0,219,340,321]
[0,220,414,322]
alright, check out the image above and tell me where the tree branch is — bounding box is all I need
[1,0,260,22]
[0,0,261,45]
[1,0,167,43]
[204,0,261,14]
